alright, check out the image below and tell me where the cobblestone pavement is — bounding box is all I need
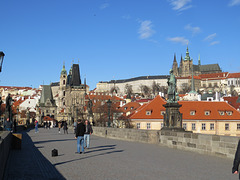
[4,127,237,180]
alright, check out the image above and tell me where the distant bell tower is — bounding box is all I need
[59,62,67,109]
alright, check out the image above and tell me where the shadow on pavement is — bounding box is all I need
[89,144,116,149]
[33,138,75,144]
[84,147,116,153]
[54,150,124,166]
[4,131,66,180]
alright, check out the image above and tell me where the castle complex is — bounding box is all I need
[172,46,222,77]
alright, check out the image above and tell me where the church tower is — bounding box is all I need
[59,62,67,110]
[172,53,179,77]
[181,45,193,77]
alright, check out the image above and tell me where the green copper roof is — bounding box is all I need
[61,64,67,75]
[184,45,191,61]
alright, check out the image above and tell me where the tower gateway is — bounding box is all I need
[172,46,222,77]
[57,63,87,125]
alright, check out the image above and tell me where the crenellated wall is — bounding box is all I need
[92,127,239,159]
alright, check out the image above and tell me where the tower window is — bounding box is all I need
[63,80,65,85]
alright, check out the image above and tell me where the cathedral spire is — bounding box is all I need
[174,53,177,62]
[185,45,190,61]
[198,54,201,65]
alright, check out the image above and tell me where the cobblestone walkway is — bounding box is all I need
[4,127,237,180]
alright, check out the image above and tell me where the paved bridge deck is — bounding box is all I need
[4,128,236,180]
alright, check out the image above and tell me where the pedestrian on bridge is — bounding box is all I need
[233,140,240,179]
[63,121,68,134]
[35,120,39,133]
[84,120,93,149]
[4,118,12,131]
[75,119,85,154]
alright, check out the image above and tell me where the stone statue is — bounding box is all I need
[167,69,176,103]
[87,99,93,115]
[5,93,13,121]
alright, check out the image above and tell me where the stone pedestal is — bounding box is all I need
[161,102,185,132]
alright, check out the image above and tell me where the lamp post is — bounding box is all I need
[0,51,5,72]
[17,107,19,125]
[107,99,112,127]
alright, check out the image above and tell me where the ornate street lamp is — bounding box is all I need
[0,51,5,72]
[107,99,112,127]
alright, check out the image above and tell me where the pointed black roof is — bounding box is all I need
[71,64,81,86]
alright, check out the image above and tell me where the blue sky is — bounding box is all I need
[0,0,240,90]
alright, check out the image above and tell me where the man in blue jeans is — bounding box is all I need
[84,120,93,149]
[4,118,12,131]
[75,119,85,154]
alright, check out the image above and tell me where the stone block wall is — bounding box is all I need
[0,131,12,180]
[93,127,239,159]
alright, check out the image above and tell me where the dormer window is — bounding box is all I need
[130,107,134,110]
[219,111,224,116]
[226,111,233,116]
[205,111,211,116]
[146,110,152,115]
[190,111,196,115]
[124,107,128,110]
[161,111,165,115]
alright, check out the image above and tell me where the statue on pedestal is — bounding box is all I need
[162,69,185,131]
[5,93,13,122]
[167,69,177,103]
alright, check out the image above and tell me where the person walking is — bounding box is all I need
[35,120,39,133]
[58,121,62,133]
[75,119,85,154]
[233,140,240,179]
[63,121,68,134]
[84,120,93,149]
[4,118,12,131]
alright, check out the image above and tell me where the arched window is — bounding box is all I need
[63,80,65,85]
[63,91,65,96]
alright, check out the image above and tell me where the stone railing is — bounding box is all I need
[92,127,239,159]
[0,131,12,180]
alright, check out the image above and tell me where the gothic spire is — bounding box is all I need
[184,45,190,61]
[174,53,177,62]
[198,54,201,65]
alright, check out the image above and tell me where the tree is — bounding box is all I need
[110,86,119,94]
[125,84,133,96]
[152,81,160,96]
[180,83,191,94]
[140,85,151,98]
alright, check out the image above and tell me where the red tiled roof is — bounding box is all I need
[119,102,141,114]
[199,72,229,79]
[228,73,240,78]
[176,76,201,80]
[179,101,240,120]
[0,86,32,90]
[223,96,240,110]
[136,99,153,103]
[131,96,166,119]
[131,95,240,120]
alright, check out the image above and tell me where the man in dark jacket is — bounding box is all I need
[233,140,240,179]
[75,119,85,154]
[84,120,93,149]
[4,118,12,131]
